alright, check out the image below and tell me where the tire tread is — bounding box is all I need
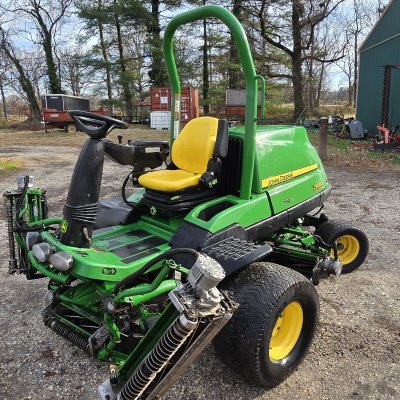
[214,262,319,387]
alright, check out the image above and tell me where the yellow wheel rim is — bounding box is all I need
[331,235,360,265]
[269,301,303,361]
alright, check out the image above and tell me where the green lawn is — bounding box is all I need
[0,158,23,175]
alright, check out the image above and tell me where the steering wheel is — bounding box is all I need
[69,110,128,139]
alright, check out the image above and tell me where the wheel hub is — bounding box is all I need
[269,301,303,361]
[331,235,360,265]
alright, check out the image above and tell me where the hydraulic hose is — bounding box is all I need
[114,248,199,295]
[313,235,339,260]
[122,172,134,208]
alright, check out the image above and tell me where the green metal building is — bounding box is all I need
[357,0,400,135]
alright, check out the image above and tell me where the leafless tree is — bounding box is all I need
[59,48,93,96]
[246,0,347,119]
[1,0,73,93]
[338,0,380,106]
[0,27,41,118]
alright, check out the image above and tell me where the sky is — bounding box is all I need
[1,0,392,95]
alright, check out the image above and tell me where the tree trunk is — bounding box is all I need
[353,33,358,106]
[34,9,63,94]
[114,1,133,116]
[98,9,113,113]
[1,44,41,119]
[347,64,353,106]
[43,33,62,93]
[35,81,41,99]
[0,77,7,119]
[292,0,305,121]
[348,81,353,106]
[202,0,209,115]
[316,63,325,109]
[148,0,168,87]
[306,57,314,114]
[228,0,243,88]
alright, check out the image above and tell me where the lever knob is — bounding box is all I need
[117,134,124,144]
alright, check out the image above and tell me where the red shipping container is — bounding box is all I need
[150,86,199,127]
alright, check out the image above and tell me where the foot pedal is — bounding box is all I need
[202,237,272,275]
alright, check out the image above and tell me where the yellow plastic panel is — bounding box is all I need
[172,117,219,173]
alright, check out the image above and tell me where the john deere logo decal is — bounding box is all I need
[313,182,323,191]
[60,220,68,233]
[262,164,318,189]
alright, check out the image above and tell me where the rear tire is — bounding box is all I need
[314,220,369,273]
[213,262,319,388]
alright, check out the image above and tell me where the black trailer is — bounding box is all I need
[41,94,90,112]
[41,94,105,133]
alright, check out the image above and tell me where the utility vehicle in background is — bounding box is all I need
[4,6,369,400]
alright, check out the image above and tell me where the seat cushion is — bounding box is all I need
[139,117,219,193]
[138,169,201,192]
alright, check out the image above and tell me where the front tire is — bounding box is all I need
[213,262,319,388]
[314,220,369,273]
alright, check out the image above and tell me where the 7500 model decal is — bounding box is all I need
[262,164,318,188]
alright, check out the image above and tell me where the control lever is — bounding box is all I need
[117,134,124,144]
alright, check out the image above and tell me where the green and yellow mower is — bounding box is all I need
[3,6,368,399]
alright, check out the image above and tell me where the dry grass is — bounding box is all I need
[1,124,398,172]
[307,129,400,171]
[0,126,169,148]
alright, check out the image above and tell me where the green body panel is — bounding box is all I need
[230,124,328,193]
[185,194,271,233]
[184,124,328,232]
[39,219,173,282]
[266,171,325,214]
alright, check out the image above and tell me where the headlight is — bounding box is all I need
[32,242,53,262]
[50,251,74,272]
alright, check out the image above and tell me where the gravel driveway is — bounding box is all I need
[0,144,399,400]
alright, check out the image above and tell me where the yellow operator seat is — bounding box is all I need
[138,117,222,192]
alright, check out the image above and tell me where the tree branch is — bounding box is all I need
[256,1,294,58]
[302,54,345,63]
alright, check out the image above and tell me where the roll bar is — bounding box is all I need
[163,5,259,200]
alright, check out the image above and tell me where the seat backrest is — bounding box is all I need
[172,117,219,174]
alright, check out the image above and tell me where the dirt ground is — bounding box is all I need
[0,129,399,400]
